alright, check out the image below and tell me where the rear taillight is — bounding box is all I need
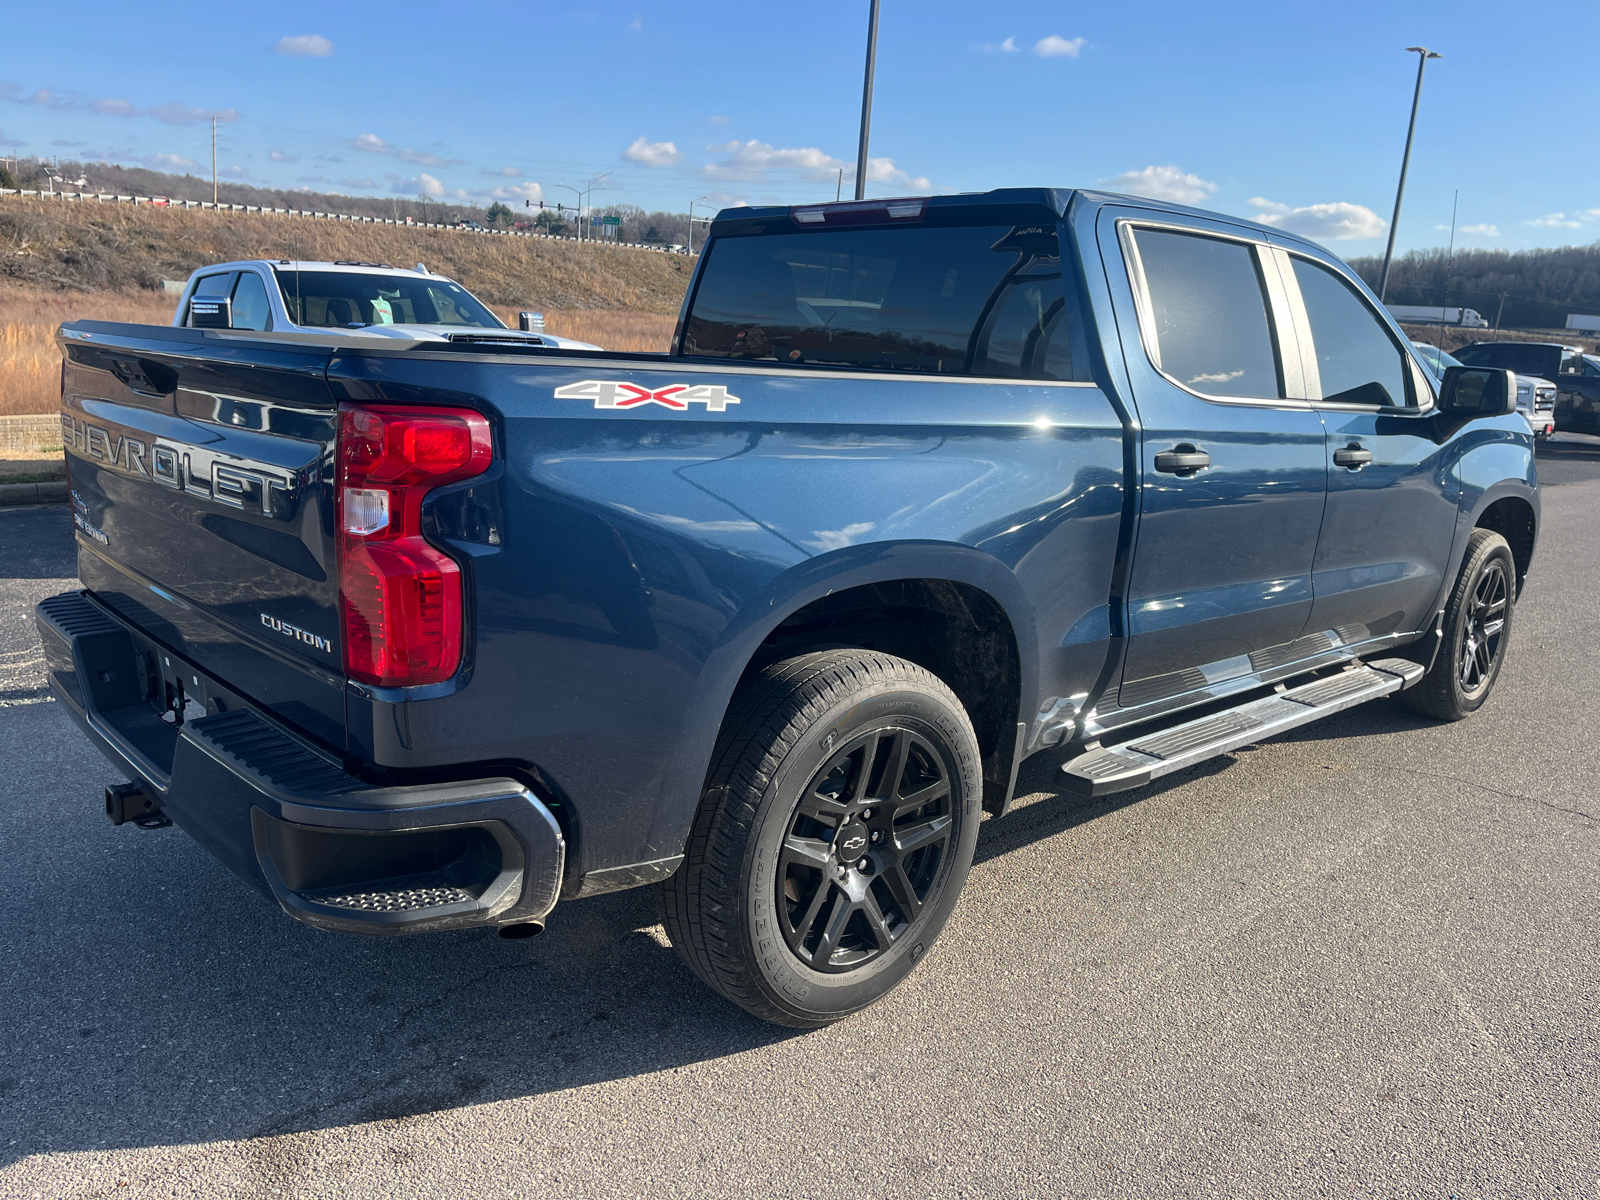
[336,404,492,687]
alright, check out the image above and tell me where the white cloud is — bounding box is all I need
[623,137,681,167]
[866,156,931,191]
[0,130,26,147]
[1528,213,1580,228]
[626,16,642,31]
[349,134,460,167]
[395,173,444,197]
[705,139,845,180]
[1107,165,1217,205]
[702,140,927,190]
[269,148,297,163]
[1035,35,1085,58]
[20,89,236,124]
[142,153,197,170]
[978,36,1019,52]
[1459,223,1500,237]
[480,166,520,177]
[220,165,251,179]
[1578,208,1600,221]
[396,146,460,167]
[275,35,333,58]
[1250,198,1386,240]
[337,177,377,189]
[709,115,730,125]
[486,181,543,204]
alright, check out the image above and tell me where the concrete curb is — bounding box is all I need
[0,481,67,506]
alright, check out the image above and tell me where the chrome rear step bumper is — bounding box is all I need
[1062,659,1425,796]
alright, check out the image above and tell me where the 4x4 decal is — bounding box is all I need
[553,380,741,412]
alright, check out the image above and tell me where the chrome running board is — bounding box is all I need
[1061,658,1426,797]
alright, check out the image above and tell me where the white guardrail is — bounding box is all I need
[0,188,694,256]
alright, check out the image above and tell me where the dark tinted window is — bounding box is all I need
[682,224,1085,379]
[1133,230,1282,399]
[274,271,502,329]
[230,272,271,331]
[1454,343,1550,376]
[1292,257,1411,406]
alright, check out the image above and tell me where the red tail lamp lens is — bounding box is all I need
[337,404,492,687]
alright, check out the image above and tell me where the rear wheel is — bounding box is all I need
[656,650,981,1027]
[1399,528,1515,721]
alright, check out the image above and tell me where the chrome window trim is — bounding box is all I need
[1278,248,1436,415]
[1116,218,1312,412]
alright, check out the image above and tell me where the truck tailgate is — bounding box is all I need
[59,323,347,751]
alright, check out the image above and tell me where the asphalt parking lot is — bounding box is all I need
[1,442,1596,1200]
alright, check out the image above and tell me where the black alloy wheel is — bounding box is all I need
[1399,528,1517,721]
[778,726,954,973]
[657,649,982,1027]
[1458,556,1509,697]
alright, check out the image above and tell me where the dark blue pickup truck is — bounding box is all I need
[37,188,1537,1026]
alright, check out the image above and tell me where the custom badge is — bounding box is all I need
[553,380,741,412]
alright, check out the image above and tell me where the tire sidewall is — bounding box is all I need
[1442,536,1515,715]
[739,682,981,1023]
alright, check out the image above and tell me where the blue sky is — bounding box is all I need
[4,0,1597,255]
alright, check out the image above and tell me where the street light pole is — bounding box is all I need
[854,0,881,201]
[1378,46,1442,303]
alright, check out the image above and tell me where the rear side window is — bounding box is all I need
[682,223,1087,379]
[230,272,272,331]
[1131,229,1282,400]
[1455,343,1546,376]
[1291,258,1412,407]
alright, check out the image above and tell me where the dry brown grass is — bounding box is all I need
[0,288,176,415]
[0,285,675,414]
[489,306,675,352]
[0,196,694,311]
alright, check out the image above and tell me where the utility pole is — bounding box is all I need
[854,0,881,201]
[1378,46,1442,302]
[211,116,218,205]
[837,169,843,202]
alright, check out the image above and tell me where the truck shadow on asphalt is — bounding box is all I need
[0,695,1435,1165]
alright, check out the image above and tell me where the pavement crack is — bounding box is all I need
[1389,765,1597,824]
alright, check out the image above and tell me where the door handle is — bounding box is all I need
[1154,446,1210,475]
[1333,443,1374,469]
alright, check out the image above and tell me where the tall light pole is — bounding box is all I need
[687,194,712,255]
[1378,46,1441,303]
[553,184,582,239]
[211,115,218,206]
[854,0,881,201]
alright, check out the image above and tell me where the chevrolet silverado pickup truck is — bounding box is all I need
[174,259,599,350]
[38,188,1537,1027]
[1452,340,1600,434]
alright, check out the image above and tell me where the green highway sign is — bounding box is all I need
[601,215,622,226]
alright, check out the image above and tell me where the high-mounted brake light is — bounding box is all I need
[337,404,492,688]
[790,197,928,227]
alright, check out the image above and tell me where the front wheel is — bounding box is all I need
[1399,528,1516,721]
[656,650,982,1027]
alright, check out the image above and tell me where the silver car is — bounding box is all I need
[172,260,600,350]
[1412,341,1554,438]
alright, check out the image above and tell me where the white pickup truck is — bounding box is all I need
[173,260,598,349]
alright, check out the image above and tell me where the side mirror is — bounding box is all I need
[1439,365,1516,417]
[190,296,233,329]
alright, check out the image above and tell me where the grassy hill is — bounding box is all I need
[0,196,694,312]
